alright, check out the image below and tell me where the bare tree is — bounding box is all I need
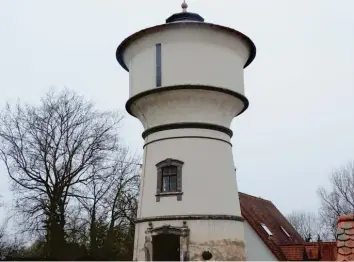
[68,146,140,259]
[73,167,110,257]
[286,211,328,241]
[102,148,140,259]
[318,161,354,240]
[0,89,123,259]
[0,221,26,260]
[0,225,6,259]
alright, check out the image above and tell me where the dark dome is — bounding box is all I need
[166,12,204,23]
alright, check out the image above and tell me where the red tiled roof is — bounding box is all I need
[280,242,337,261]
[239,192,337,261]
[280,244,304,261]
[239,192,304,260]
[319,242,337,261]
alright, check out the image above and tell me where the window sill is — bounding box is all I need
[156,192,183,202]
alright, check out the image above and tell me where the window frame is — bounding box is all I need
[156,158,184,202]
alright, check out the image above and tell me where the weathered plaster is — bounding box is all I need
[135,220,246,261]
[189,239,245,261]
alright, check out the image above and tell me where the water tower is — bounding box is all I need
[116,2,256,261]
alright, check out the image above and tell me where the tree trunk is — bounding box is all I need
[47,201,66,260]
[89,208,97,258]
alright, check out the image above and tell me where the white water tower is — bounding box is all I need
[116,2,256,261]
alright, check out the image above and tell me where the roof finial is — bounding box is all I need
[181,0,188,13]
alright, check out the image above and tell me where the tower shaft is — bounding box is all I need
[116,8,256,261]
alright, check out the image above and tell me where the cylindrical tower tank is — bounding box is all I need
[116,4,256,261]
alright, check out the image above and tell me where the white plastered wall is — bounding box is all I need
[123,23,250,98]
[244,221,279,261]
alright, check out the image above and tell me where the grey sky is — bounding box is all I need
[0,0,354,223]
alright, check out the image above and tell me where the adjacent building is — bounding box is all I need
[239,192,337,261]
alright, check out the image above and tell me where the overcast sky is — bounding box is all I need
[0,0,354,224]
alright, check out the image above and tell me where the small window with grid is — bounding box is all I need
[162,166,178,192]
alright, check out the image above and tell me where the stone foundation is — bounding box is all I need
[134,218,246,261]
[189,239,245,261]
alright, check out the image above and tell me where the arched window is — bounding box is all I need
[156,158,184,202]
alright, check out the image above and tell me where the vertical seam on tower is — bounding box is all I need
[156,43,162,87]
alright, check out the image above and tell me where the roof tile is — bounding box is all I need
[337,215,354,261]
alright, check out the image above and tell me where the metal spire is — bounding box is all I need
[181,0,188,13]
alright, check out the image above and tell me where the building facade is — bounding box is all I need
[116,3,256,261]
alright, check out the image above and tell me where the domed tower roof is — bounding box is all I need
[166,1,204,23]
